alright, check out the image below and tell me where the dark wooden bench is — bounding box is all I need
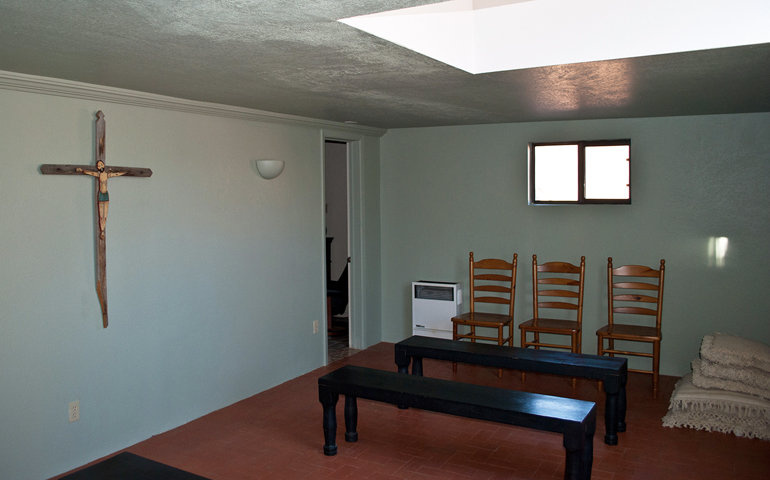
[395,335,627,445]
[318,365,596,480]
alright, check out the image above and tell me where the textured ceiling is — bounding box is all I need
[1,0,769,129]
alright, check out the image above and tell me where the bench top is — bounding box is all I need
[319,365,595,433]
[396,335,626,379]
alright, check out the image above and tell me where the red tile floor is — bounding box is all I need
[55,342,770,480]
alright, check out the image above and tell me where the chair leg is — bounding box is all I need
[452,322,458,373]
[597,335,604,391]
[571,333,578,388]
[498,327,503,346]
[520,330,527,382]
[497,327,503,378]
[653,340,660,398]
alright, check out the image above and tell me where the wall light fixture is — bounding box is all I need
[255,160,285,180]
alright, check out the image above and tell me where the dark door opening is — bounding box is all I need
[324,140,352,362]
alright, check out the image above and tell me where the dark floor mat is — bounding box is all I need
[59,452,210,480]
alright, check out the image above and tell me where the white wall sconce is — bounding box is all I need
[255,160,285,180]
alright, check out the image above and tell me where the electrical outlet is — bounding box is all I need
[313,320,319,334]
[69,401,80,423]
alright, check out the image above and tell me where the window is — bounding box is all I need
[529,139,631,205]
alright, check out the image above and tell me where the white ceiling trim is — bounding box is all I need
[0,70,387,137]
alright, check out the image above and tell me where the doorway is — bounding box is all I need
[324,140,354,363]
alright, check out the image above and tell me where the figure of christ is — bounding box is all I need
[76,160,126,239]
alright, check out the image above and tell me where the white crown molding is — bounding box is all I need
[0,70,387,137]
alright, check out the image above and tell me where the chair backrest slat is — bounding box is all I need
[538,289,579,298]
[475,258,514,270]
[612,265,660,277]
[538,301,580,310]
[474,285,512,294]
[613,293,659,303]
[613,281,658,291]
[476,296,514,305]
[613,306,658,316]
[537,278,581,286]
[475,273,512,282]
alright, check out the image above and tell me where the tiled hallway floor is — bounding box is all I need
[328,333,360,364]
[55,342,770,480]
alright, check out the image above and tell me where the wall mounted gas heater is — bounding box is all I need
[411,281,462,339]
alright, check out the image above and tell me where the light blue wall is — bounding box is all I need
[0,88,380,479]
[361,137,382,348]
[380,113,770,376]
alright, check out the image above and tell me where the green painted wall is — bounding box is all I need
[380,113,770,376]
[0,88,381,479]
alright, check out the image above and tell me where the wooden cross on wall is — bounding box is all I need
[41,111,152,328]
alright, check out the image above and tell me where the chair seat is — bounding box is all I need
[597,324,660,341]
[519,318,581,334]
[452,312,513,328]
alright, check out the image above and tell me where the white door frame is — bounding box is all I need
[321,130,366,362]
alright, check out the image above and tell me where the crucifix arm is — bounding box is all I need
[41,164,96,175]
[75,167,99,177]
[105,166,152,177]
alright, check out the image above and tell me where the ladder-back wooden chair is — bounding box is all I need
[519,255,586,386]
[451,252,517,378]
[597,258,665,397]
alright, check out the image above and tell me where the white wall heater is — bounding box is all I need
[412,281,462,339]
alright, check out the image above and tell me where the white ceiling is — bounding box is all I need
[0,0,768,129]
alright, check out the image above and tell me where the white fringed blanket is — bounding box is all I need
[662,333,770,440]
[693,333,770,400]
[700,333,770,373]
[662,373,770,440]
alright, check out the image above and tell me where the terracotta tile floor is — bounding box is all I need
[55,342,770,480]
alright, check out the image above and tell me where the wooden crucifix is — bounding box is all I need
[41,111,152,328]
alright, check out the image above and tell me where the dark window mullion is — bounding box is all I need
[577,142,586,204]
[529,143,536,204]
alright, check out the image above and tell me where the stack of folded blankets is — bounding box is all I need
[663,333,770,440]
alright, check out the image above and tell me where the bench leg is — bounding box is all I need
[411,357,423,376]
[603,390,619,446]
[564,430,594,480]
[395,351,412,409]
[564,443,583,480]
[602,372,628,444]
[396,357,423,410]
[344,396,358,442]
[395,348,411,375]
[564,412,595,480]
[618,376,627,432]
[581,426,595,480]
[319,388,339,456]
[602,374,619,445]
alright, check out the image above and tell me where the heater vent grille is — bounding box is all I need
[414,285,455,302]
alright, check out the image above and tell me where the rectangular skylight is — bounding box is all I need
[339,0,770,74]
